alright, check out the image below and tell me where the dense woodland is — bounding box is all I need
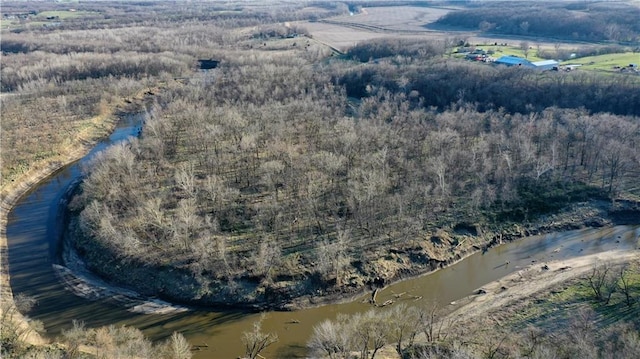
[0,0,344,189]
[69,39,640,307]
[340,50,640,115]
[434,1,640,43]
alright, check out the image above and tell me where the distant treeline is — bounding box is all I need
[434,1,640,43]
[1,51,190,92]
[347,38,446,62]
[1,0,349,33]
[338,55,640,116]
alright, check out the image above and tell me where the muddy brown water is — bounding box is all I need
[6,113,640,358]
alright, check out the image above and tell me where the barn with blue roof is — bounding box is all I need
[494,55,533,67]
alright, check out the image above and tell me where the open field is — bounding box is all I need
[34,10,96,20]
[1,9,96,30]
[469,44,548,62]
[325,6,453,33]
[301,5,609,60]
[563,52,640,72]
[300,5,460,52]
[302,21,447,52]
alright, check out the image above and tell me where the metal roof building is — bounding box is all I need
[494,55,532,67]
[531,60,559,70]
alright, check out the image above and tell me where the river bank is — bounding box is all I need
[60,192,640,312]
[447,248,640,323]
[369,247,640,359]
[1,120,121,347]
[0,87,156,348]
[286,199,640,311]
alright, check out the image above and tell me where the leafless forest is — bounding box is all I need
[2,1,640,358]
[50,6,638,308]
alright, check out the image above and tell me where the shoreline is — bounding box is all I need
[60,199,638,312]
[446,248,640,323]
[0,130,117,346]
[0,87,154,346]
[284,201,639,311]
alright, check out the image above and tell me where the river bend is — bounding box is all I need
[6,113,640,358]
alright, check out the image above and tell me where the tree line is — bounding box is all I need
[308,303,640,359]
[337,55,640,116]
[1,0,349,34]
[346,38,446,62]
[1,51,191,92]
[434,1,640,43]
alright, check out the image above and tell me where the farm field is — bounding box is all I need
[34,10,96,20]
[301,5,463,52]
[562,52,640,72]
[470,44,547,62]
[326,5,454,32]
[302,20,447,52]
[1,9,96,30]
[302,5,589,58]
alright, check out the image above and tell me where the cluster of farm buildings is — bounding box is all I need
[493,55,560,70]
[462,48,560,70]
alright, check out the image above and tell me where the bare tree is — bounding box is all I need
[158,332,192,359]
[420,301,449,343]
[260,160,285,201]
[388,304,422,355]
[92,325,154,359]
[479,332,511,359]
[254,236,282,281]
[560,307,598,359]
[316,228,351,285]
[61,320,87,359]
[519,326,545,358]
[519,41,530,59]
[587,262,617,304]
[308,318,352,359]
[617,264,636,307]
[350,310,389,359]
[242,315,278,359]
[175,162,198,198]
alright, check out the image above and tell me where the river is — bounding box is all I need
[6,113,640,358]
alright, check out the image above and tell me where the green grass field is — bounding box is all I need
[455,45,546,62]
[507,262,640,332]
[34,10,96,20]
[1,10,97,30]
[456,45,639,74]
[479,45,546,62]
[562,52,640,72]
